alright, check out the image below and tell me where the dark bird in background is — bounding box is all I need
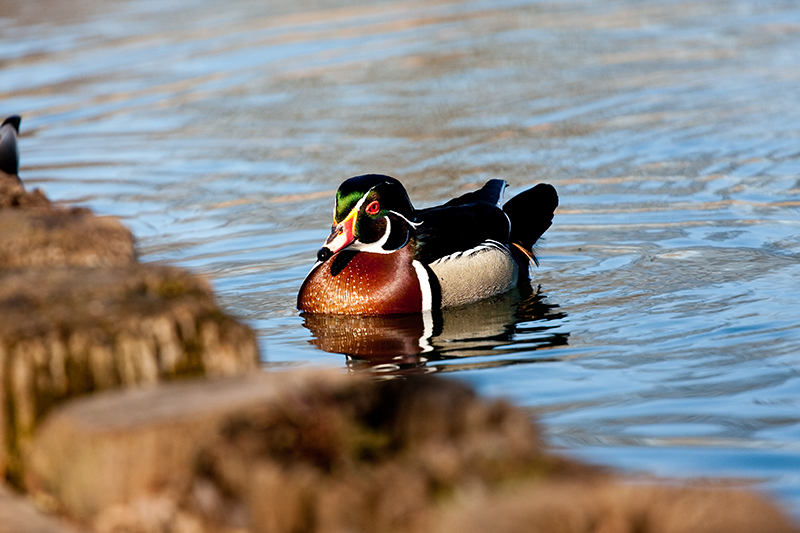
[0,115,22,185]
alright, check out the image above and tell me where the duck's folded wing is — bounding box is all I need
[415,201,511,264]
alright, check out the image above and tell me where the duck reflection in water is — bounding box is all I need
[302,283,568,376]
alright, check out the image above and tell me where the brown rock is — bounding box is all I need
[0,163,134,269]
[0,483,86,533]
[26,372,597,532]
[434,479,799,533]
[26,371,347,525]
[0,208,135,268]
[0,178,135,269]
[0,265,259,485]
[0,177,50,209]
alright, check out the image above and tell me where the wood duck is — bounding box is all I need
[297,174,558,315]
[0,115,22,185]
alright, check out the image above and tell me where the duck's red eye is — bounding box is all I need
[365,201,380,215]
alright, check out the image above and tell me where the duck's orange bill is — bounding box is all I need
[323,208,357,254]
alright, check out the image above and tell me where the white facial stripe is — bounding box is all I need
[351,192,368,214]
[388,209,420,227]
[351,184,384,215]
[412,259,433,312]
[336,186,372,224]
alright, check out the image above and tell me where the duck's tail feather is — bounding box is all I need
[503,183,558,261]
[0,115,21,177]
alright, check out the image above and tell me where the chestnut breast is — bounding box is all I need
[297,247,423,315]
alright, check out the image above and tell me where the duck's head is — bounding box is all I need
[317,174,415,262]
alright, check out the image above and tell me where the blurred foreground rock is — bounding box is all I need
[436,477,798,533]
[24,372,800,533]
[0,483,86,533]
[0,177,134,267]
[0,175,259,485]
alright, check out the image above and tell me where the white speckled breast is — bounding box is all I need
[429,242,519,308]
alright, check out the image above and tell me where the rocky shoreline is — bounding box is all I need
[0,171,797,532]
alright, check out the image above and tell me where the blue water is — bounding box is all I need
[4,0,800,516]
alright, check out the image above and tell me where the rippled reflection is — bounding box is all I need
[302,284,568,376]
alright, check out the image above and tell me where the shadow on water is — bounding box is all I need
[301,284,569,377]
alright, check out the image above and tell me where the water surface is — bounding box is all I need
[4,0,800,515]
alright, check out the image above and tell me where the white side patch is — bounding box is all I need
[412,259,433,312]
